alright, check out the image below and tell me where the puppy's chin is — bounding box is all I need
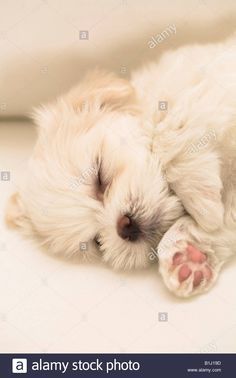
[100,237,157,270]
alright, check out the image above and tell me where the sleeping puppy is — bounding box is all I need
[6,36,236,297]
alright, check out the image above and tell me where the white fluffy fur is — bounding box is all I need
[6,37,236,297]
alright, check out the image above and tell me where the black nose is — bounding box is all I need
[117,215,141,241]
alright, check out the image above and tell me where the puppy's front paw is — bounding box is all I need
[158,220,222,298]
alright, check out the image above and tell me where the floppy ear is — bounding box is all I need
[167,151,224,232]
[5,193,33,234]
[32,71,139,134]
[66,70,139,114]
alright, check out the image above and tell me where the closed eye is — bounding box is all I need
[96,162,108,200]
[97,168,103,189]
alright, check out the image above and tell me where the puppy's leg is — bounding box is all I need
[158,216,233,298]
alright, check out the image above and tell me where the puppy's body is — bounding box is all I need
[131,38,236,296]
[6,37,236,297]
[133,37,236,234]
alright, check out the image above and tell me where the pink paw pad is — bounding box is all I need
[172,244,212,288]
[187,244,207,263]
[178,264,192,282]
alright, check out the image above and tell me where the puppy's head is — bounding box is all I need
[6,71,184,269]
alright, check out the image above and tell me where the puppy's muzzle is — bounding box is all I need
[117,215,141,242]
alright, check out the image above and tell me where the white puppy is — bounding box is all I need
[6,37,236,298]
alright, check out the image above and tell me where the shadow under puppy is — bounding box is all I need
[6,37,236,298]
